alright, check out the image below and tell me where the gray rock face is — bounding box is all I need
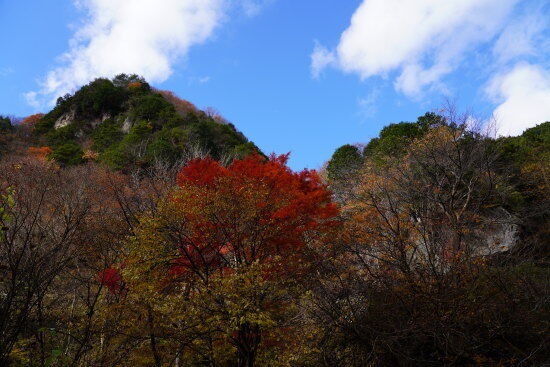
[54,111,112,130]
[410,207,519,262]
[54,110,76,129]
[122,116,134,133]
[90,113,112,129]
[479,207,519,254]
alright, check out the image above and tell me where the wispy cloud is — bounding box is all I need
[492,1,549,64]
[357,89,380,121]
[198,76,211,84]
[310,41,336,79]
[188,76,212,85]
[0,67,14,77]
[239,0,273,17]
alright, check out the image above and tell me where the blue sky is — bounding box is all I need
[1,0,549,170]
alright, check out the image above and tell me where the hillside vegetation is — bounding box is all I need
[0,82,548,366]
[0,74,258,169]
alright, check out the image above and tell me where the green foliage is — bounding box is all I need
[233,142,259,159]
[112,73,143,86]
[35,78,127,135]
[0,116,14,158]
[492,121,549,209]
[522,121,550,145]
[362,113,446,160]
[91,119,124,152]
[0,116,13,132]
[50,142,85,166]
[416,111,447,128]
[33,116,57,135]
[34,98,72,135]
[327,144,363,180]
[99,144,127,170]
[187,118,255,158]
[0,187,15,240]
[145,136,180,163]
[129,93,175,125]
[496,121,549,165]
[123,121,153,145]
[327,113,448,181]
[367,122,421,155]
[45,124,77,147]
[71,78,128,118]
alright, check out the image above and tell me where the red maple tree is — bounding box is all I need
[169,153,338,278]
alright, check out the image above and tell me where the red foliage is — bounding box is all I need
[172,153,338,277]
[177,157,227,187]
[99,267,122,293]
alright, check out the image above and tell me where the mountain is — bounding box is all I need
[5,74,259,169]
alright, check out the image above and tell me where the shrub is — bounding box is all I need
[50,143,85,166]
[0,116,12,132]
[130,94,174,123]
[91,120,123,152]
[99,144,127,170]
[46,124,78,147]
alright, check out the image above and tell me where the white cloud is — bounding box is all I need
[357,88,380,120]
[313,0,518,96]
[24,92,41,110]
[239,0,273,17]
[28,0,230,107]
[198,76,211,84]
[310,41,336,79]
[188,75,212,85]
[486,63,550,136]
[0,67,14,77]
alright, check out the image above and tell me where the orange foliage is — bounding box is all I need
[83,150,100,160]
[20,113,44,126]
[127,82,142,89]
[157,90,198,116]
[27,146,53,161]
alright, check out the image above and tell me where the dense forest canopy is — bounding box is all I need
[0,76,548,366]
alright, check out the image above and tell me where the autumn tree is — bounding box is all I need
[0,159,99,364]
[304,118,549,366]
[0,156,164,366]
[106,153,337,366]
[20,113,45,128]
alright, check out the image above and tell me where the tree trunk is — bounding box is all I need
[236,323,260,367]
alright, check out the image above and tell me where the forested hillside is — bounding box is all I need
[0,74,258,169]
[0,83,548,366]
